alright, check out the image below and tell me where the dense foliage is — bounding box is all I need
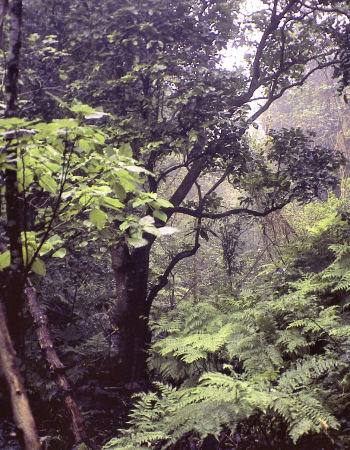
[0,0,350,448]
[105,194,350,449]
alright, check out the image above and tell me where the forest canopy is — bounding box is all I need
[0,0,350,449]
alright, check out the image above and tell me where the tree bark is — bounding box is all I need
[0,0,8,48]
[0,1,40,447]
[110,160,208,383]
[110,243,152,382]
[24,280,88,446]
[3,0,25,351]
[0,300,41,449]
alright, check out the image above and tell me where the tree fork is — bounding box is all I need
[25,279,89,446]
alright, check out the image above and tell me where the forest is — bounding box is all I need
[0,0,350,448]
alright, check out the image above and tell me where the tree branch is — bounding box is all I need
[24,279,88,445]
[230,0,299,107]
[169,155,207,208]
[248,60,339,123]
[146,227,201,306]
[203,169,229,199]
[170,199,292,220]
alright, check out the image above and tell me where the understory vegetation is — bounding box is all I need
[104,194,350,449]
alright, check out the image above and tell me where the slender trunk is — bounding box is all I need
[110,243,151,382]
[192,254,198,303]
[0,300,40,449]
[24,280,89,446]
[0,1,40,446]
[4,138,25,350]
[3,0,25,351]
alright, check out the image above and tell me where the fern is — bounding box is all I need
[107,209,350,448]
[66,332,109,364]
[277,356,340,392]
[272,391,340,443]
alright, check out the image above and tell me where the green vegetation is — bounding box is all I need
[104,194,350,448]
[0,0,350,448]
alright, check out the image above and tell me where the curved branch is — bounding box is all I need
[146,223,201,305]
[248,60,338,122]
[169,199,291,220]
[230,0,299,107]
[156,160,188,183]
[203,169,229,199]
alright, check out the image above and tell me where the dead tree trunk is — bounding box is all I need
[0,301,41,449]
[24,280,88,446]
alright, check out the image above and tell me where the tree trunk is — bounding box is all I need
[110,243,152,382]
[0,300,41,449]
[192,254,199,303]
[3,0,25,352]
[24,280,89,446]
[0,1,40,446]
[110,159,208,383]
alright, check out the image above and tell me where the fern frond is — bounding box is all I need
[278,356,339,392]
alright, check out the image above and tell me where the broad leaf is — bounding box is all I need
[153,210,168,222]
[0,251,10,270]
[89,208,107,230]
[32,258,46,276]
[52,248,67,258]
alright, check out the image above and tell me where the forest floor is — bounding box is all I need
[0,379,338,449]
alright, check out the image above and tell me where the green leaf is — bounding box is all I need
[153,210,168,222]
[125,165,152,175]
[116,171,136,192]
[70,103,95,114]
[102,197,124,210]
[18,168,34,191]
[152,198,173,208]
[32,258,46,276]
[39,174,58,193]
[85,111,108,120]
[119,221,131,231]
[89,208,107,230]
[45,234,63,246]
[0,251,10,270]
[52,248,67,258]
[78,139,92,152]
[113,183,127,201]
[127,236,149,248]
[119,143,133,157]
[52,118,76,129]
[59,71,68,81]
[39,234,63,255]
